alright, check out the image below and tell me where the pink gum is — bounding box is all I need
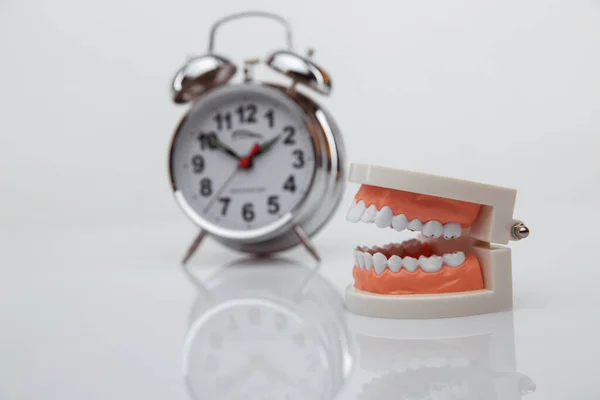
[353,254,484,295]
[354,185,481,228]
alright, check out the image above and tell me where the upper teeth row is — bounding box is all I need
[354,250,466,274]
[346,201,462,239]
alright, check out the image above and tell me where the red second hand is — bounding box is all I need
[239,143,261,169]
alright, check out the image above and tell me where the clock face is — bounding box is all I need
[170,85,317,236]
[184,300,331,400]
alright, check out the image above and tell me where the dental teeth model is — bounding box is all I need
[345,163,529,319]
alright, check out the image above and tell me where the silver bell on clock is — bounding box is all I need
[168,12,345,263]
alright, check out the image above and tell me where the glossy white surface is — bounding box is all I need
[2,226,599,399]
[2,0,600,398]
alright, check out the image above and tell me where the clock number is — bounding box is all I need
[191,155,205,173]
[236,104,257,124]
[275,313,287,331]
[218,197,231,215]
[307,354,318,372]
[293,333,306,348]
[247,105,257,123]
[198,132,217,150]
[265,109,275,128]
[214,112,232,131]
[283,126,296,145]
[242,202,255,222]
[292,150,305,169]
[267,195,280,214]
[283,175,296,193]
[200,178,212,197]
[248,307,261,325]
[228,315,240,332]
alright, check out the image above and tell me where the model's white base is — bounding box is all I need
[345,244,513,319]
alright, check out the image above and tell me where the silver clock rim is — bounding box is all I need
[169,83,320,243]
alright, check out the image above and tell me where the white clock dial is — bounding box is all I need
[171,85,316,234]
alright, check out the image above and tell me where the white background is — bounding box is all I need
[1,0,600,399]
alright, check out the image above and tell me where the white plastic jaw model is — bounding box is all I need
[345,163,529,319]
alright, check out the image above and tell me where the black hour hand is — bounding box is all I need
[203,133,240,161]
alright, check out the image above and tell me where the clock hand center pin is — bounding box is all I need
[203,141,263,216]
[238,132,284,169]
[238,143,261,169]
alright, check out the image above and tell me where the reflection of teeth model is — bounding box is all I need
[403,355,470,371]
[350,311,535,399]
[345,163,529,319]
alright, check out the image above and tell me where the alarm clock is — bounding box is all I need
[168,12,345,263]
[182,258,356,400]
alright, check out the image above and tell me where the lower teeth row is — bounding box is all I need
[354,250,466,274]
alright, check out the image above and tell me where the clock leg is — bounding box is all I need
[293,225,321,262]
[181,230,207,265]
[181,256,214,302]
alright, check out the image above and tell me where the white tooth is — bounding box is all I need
[407,358,421,370]
[422,220,443,238]
[363,252,374,270]
[419,255,443,272]
[443,222,462,239]
[392,214,408,231]
[361,205,378,223]
[375,206,393,228]
[402,256,419,272]
[451,357,469,368]
[353,251,359,267]
[442,251,466,267]
[452,382,468,397]
[388,255,402,272]
[356,251,365,269]
[345,202,357,222]
[407,218,423,231]
[429,357,446,368]
[346,200,365,222]
[373,252,387,275]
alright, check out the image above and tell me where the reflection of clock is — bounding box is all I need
[348,312,536,400]
[182,259,355,400]
[185,300,329,399]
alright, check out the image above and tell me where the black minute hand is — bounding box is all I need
[256,133,283,157]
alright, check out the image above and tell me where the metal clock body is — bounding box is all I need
[168,12,345,261]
